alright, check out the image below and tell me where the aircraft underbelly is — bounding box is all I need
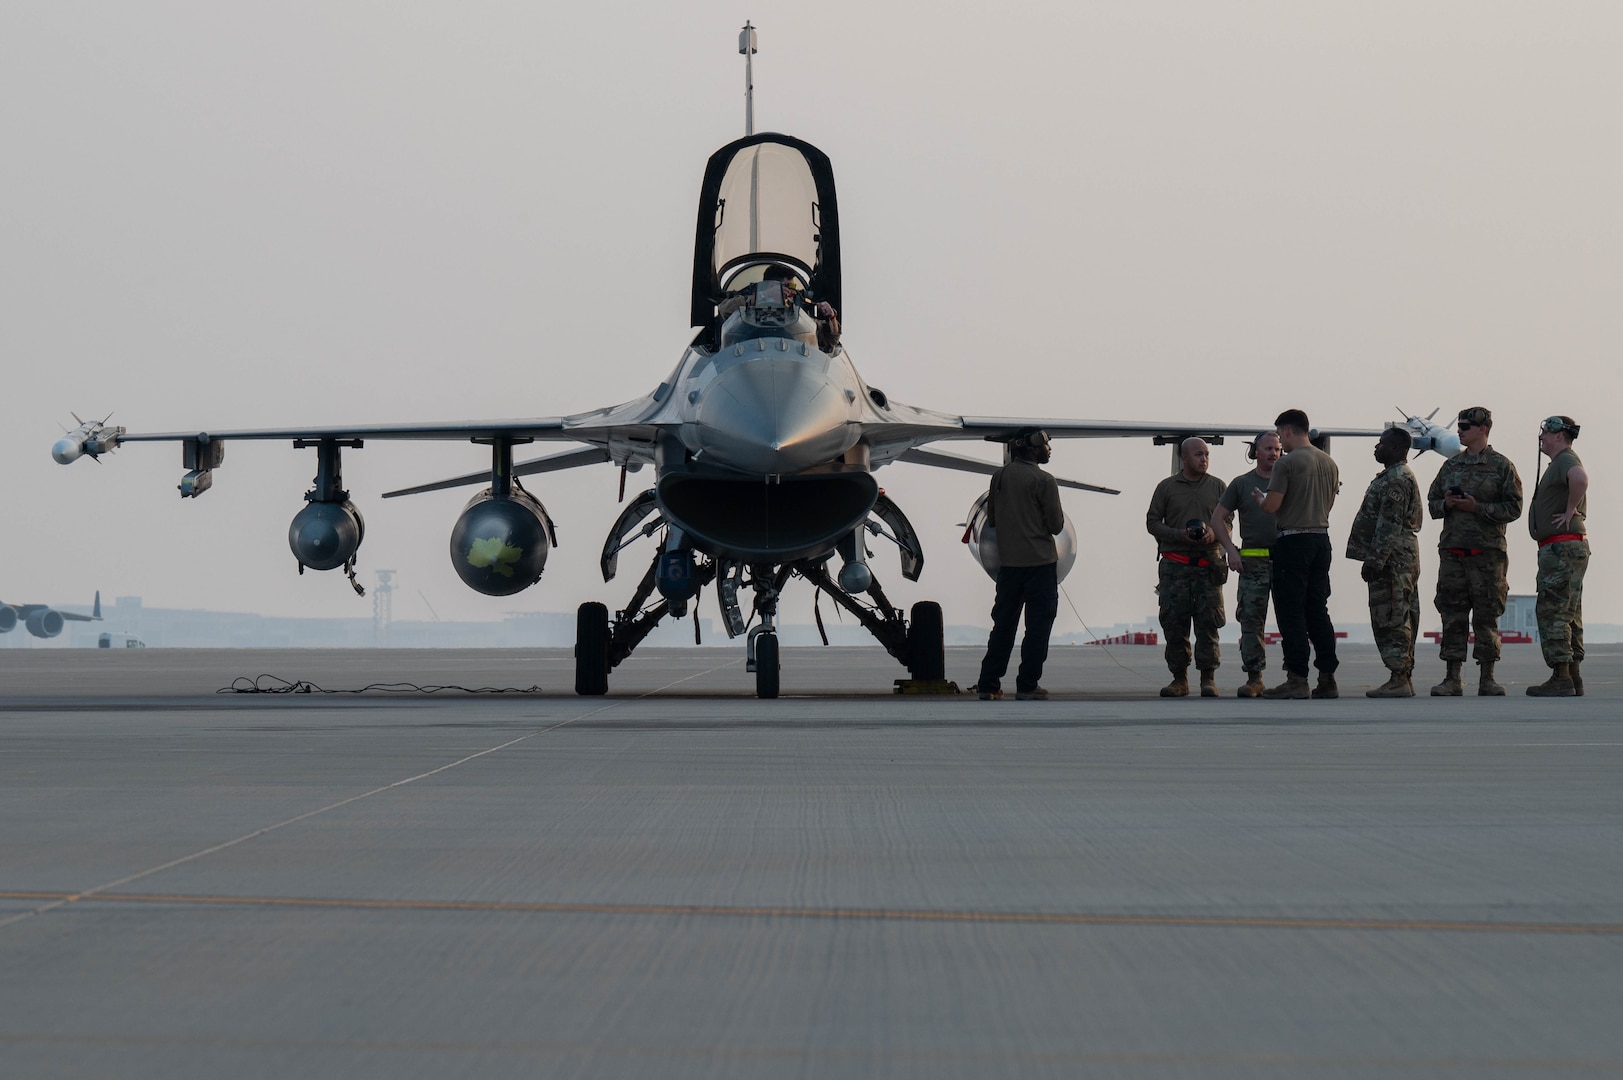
[656,471,878,564]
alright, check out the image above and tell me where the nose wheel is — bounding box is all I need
[743,571,785,699]
[752,632,780,698]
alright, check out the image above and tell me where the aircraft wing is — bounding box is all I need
[862,400,1383,465]
[954,417,1384,442]
[121,417,589,445]
[897,448,1119,495]
[56,393,681,473]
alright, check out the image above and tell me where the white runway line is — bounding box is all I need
[0,658,741,931]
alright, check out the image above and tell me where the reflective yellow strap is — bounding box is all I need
[1239,548,1270,557]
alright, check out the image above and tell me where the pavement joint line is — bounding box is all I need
[2,889,1620,936]
[0,1033,1616,1070]
[0,658,741,933]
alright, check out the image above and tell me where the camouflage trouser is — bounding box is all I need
[1367,556,1420,675]
[1158,558,1226,673]
[1234,561,1273,674]
[1535,540,1588,666]
[1434,548,1508,662]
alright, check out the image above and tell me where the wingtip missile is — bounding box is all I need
[1391,407,1461,458]
[51,418,125,464]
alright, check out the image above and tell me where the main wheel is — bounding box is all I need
[755,633,780,699]
[907,601,946,681]
[575,602,610,696]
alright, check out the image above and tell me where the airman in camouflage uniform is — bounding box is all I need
[1426,407,1523,696]
[1213,433,1281,697]
[1526,416,1589,697]
[1345,428,1424,697]
[1146,438,1228,697]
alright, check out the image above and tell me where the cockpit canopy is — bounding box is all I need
[690,134,841,342]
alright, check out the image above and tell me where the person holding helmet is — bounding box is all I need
[1426,406,1523,696]
[1147,437,1228,697]
[1526,415,1588,697]
[974,429,1063,701]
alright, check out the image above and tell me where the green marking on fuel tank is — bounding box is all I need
[467,536,524,577]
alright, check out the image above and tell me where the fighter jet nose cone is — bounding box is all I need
[692,355,858,473]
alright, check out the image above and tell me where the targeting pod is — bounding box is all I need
[961,491,1078,584]
[656,547,699,602]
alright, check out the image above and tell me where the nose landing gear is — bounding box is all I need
[577,493,938,699]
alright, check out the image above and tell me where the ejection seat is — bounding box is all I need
[717,276,820,349]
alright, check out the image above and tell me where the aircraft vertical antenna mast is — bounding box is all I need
[740,22,760,252]
[739,21,757,136]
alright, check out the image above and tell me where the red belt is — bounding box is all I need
[1539,533,1587,548]
[1160,552,1211,567]
[1444,548,1484,557]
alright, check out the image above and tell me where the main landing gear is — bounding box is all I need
[575,495,939,699]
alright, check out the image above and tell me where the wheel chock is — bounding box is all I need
[893,678,962,695]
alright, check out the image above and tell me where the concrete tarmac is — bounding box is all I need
[2,643,1620,1078]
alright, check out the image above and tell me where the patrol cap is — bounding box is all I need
[1456,406,1492,428]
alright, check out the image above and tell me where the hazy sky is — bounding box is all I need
[6,2,1620,644]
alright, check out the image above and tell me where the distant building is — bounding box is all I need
[1501,594,1538,643]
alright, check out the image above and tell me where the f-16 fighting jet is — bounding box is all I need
[53,104,1459,696]
[1,591,101,640]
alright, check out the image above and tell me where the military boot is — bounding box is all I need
[1477,661,1506,697]
[1366,671,1415,698]
[1199,669,1219,698]
[1311,672,1339,699]
[1570,661,1584,696]
[1262,672,1310,699]
[1160,669,1189,698]
[1236,672,1266,698]
[1430,661,1464,697]
[1526,663,1576,697]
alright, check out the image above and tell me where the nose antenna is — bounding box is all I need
[739,22,757,136]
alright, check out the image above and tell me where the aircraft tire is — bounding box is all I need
[908,601,946,681]
[755,633,780,699]
[575,602,610,696]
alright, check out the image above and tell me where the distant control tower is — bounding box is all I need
[373,570,396,646]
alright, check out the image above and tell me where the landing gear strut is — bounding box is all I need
[574,544,716,697]
[577,495,938,698]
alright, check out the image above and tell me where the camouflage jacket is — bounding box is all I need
[1427,446,1523,551]
[1346,463,1423,570]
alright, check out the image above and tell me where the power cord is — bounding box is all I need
[219,674,545,695]
[1059,582,1157,685]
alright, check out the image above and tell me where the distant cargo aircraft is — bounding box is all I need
[1,592,101,639]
